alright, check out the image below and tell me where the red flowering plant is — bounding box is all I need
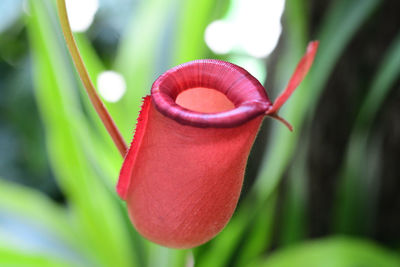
[57,0,317,249]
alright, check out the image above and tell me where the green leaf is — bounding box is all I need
[171,0,216,65]
[245,0,310,252]
[250,237,400,267]
[335,31,400,234]
[234,193,277,267]
[27,1,138,266]
[0,178,72,244]
[0,178,90,265]
[278,147,309,246]
[0,246,80,267]
[114,0,179,139]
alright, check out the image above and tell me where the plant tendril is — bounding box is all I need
[56,0,127,157]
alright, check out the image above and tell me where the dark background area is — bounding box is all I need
[306,0,400,245]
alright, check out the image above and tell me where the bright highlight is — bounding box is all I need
[205,0,286,58]
[65,0,99,32]
[97,71,127,103]
[204,20,236,54]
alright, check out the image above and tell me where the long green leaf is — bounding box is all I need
[234,193,277,267]
[114,0,179,139]
[266,0,309,248]
[278,147,309,246]
[27,1,137,266]
[250,237,400,267]
[335,31,400,234]
[0,178,71,244]
[0,246,80,267]
[0,178,90,265]
[171,0,215,65]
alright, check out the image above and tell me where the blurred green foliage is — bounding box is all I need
[0,0,399,266]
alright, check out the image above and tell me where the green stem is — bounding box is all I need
[56,0,127,157]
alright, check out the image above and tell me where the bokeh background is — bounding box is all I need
[0,0,399,266]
